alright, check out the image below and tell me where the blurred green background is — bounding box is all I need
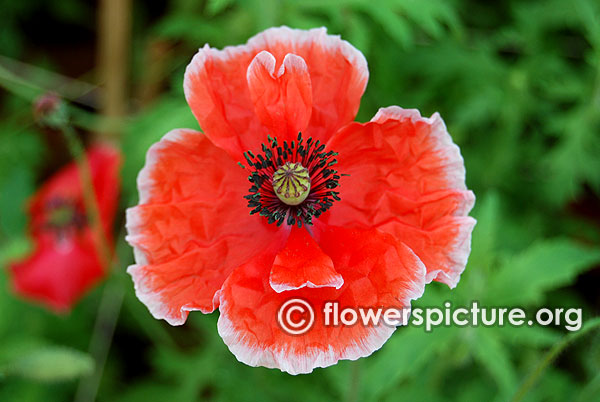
[1,0,600,401]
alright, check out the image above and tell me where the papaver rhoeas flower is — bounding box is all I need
[126,27,475,374]
[10,145,121,312]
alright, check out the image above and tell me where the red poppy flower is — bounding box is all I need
[10,145,121,312]
[126,27,475,374]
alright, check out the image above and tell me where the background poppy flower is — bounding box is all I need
[10,144,121,312]
[126,26,475,374]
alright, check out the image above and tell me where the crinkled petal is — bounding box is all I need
[126,129,289,325]
[323,107,476,287]
[270,225,342,293]
[247,51,312,139]
[184,26,368,158]
[217,223,425,374]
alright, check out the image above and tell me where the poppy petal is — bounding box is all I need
[10,144,120,311]
[10,233,102,312]
[217,223,425,374]
[85,145,122,238]
[29,145,121,240]
[270,225,342,293]
[247,51,312,139]
[126,129,289,325]
[184,26,368,158]
[323,106,476,287]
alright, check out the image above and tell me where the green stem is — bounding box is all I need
[59,117,120,402]
[0,63,106,132]
[347,361,362,402]
[512,317,600,402]
[73,226,132,402]
[0,55,97,101]
[0,63,42,100]
[73,275,125,402]
[60,125,112,269]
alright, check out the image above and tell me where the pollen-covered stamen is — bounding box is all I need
[273,162,311,206]
[240,133,344,227]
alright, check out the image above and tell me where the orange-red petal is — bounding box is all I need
[217,223,425,374]
[270,225,342,293]
[126,129,289,325]
[323,107,476,287]
[184,26,368,158]
[247,51,312,139]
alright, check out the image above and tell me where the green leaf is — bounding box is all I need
[122,96,199,201]
[0,346,94,382]
[575,372,600,402]
[485,239,600,305]
[497,325,561,348]
[0,236,31,269]
[360,326,456,401]
[472,328,518,395]
[362,5,413,48]
[469,192,500,270]
[206,0,233,16]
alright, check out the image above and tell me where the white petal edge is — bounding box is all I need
[372,106,476,287]
[184,26,368,104]
[424,216,477,288]
[126,264,213,326]
[133,128,197,205]
[125,128,202,267]
[269,275,344,294]
[371,106,470,193]
[125,128,209,326]
[217,242,426,375]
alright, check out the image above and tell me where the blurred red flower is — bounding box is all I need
[126,27,475,374]
[10,144,121,312]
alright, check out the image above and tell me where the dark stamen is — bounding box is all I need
[240,133,345,226]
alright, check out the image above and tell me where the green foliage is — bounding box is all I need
[1,0,600,401]
[486,240,600,305]
[121,96,198,202]
[338,192,600,401]
[0,346,94,382]
[0,110,45,262]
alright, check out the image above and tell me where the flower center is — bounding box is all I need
[272,162,311,206]
[44,198,86,233]
[241,133,344,227]
[48,205,77,227]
